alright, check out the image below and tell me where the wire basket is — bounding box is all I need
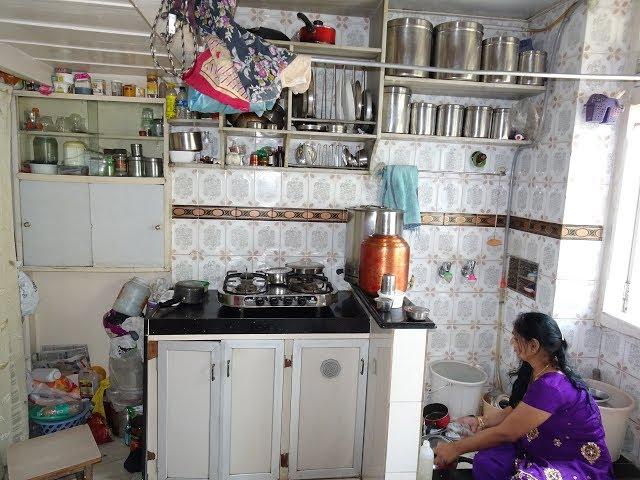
[30,401,92,437]
[585,94,624,124]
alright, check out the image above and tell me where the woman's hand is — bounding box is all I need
[455,415,479,433]
[433,441,460,467]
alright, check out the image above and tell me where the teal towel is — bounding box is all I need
[380,165,421,230]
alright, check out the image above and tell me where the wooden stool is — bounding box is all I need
[8,425,101,480]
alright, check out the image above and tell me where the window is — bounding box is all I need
[602,87,640,336]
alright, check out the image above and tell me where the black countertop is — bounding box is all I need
[148,289,436,336]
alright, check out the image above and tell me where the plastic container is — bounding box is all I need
[79,368,100,399]
[109,351,143,393]
[587,379,635,461]
[429,360,487,419]
[30,400,92,437]
[112,277,150,317]
[417,440,434,480]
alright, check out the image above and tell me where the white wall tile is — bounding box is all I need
[334,175,363,208]
[556,240,603,281]
[198,255,226,289]
[553,279,599,319]
[226,170,255,206]
[198,220,226,256]
[198,169,226,205]
[280,222,306,256]
[172,254,198,283]
[308,173,335,208]
[453,294,476,325]
[281,172,308,208]
[225,220,253,256]
[253,221,281,256]
[172,219,198,255]
[306,223,333,257]
[436,178,463,212]
[254,171,282,207]
[172,168,198,205]
[461,180,486,214]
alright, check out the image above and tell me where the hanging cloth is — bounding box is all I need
[184,0,310,112]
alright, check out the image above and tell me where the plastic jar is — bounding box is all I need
[112,277,151,316]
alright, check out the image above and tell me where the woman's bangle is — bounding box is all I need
[476,415,486,430]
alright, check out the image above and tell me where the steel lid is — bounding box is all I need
[285,260,325,271]
[434,20,484,34]
[387,17,433,31]
[520,50,547,58]
[482,36,520,45]
[438,103,465,110]
[412,101,437,107]
[384,85,411,95]
[262,266,292,275]
[493,107,511,113]
[466,105,493,111]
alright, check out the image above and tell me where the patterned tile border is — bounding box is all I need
[171,206,603,241]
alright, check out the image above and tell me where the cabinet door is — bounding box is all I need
[220,340,284,480]
[89,184,164,267]
[20,181,92,266]
[158,341,221,480]
[289,339,369,479]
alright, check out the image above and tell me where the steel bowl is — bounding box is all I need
[169,131,202,151]
[404,305,430,321]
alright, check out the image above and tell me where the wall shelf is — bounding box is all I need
[380,133,531,146]
[271,40,382,60]
[19,130,96,138]
[221,127,287,138]
[288,131,377,141]
[99,135,164,141]
[21,266,170,273]
[14,90,165,104]
[169,118,219,127]
[384,76,546,100]
[17,173,166,184]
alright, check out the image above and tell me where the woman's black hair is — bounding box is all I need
[508,312,586,407]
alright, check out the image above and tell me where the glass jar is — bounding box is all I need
[113,153,128,177]
[146,74,158,98]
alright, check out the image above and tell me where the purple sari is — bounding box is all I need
[473,372,613,479]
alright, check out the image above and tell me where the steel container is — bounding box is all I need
[130,143,143,157]
[382,86,412,133]
[410,102,438,135]
[359,210,410,295]
[127,156,144,177]
[481,36,520,83]
[169,131,203,151]
[490,108,512,139]
[143,157,163,177]
[518,50,547,86]
[432,21,484,81]
[464,105,493,138]
[436,104,465,137]
[344,206,403,284]
[386,18,433,78]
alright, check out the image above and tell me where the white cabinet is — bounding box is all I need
[18,180,165,268]
[288,339,368,479]
[220,340,284,480]
[157,341,221,480]
[20,181,93,266]
[89,184,164,267]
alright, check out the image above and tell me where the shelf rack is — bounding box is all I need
[379,133,532,146]
[16,173,166,184]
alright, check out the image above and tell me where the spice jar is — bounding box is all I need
[123,84,136,97]
[249,154,259,166]
[113,153,128,177]
[146,74,159,98]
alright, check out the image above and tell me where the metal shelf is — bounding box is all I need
[384,75,545,100]
[169,118,219,127]
[18,130,96,138]
[270,40,381,60]
[380,133,531,146]
[14,91,165,104]
[17,173,166,184]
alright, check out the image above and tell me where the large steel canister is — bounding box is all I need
[518,50,547,86]
[386,18,434,78]
[344,206,403,284]
[481,36,520,83]
[490,108,511,139]
[463,105,493,138]
[382,86,412,133]
[436,104,465,137]
[410,102,438,135]
[358,210,410,296]
[432,21,484,81]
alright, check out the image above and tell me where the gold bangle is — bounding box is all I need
[476,416,486,430]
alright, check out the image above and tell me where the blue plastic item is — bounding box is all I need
[30,400,92,437]
[585,94,624,124]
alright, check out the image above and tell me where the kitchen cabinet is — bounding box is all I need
[20,181,93,266]
[89,184,164,267]
[157,341,221,480]
[288,339,368,479]
[220,340,284,480]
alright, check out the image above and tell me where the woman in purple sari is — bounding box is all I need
[434,312,613,479]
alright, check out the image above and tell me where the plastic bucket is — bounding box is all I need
[429,360,488,418]
[587,379,635,461]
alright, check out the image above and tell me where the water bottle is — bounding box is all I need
[417,440,434,480]
[176,86,189,119]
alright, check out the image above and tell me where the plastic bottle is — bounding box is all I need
[165,84,177,120]
[417,440,434,480]
[79,368,100,399]
[176,86,188,119]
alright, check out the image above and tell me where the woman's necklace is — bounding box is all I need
[533,363,551,381]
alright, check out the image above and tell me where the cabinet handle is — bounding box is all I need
[211,364,215,382]
[226,360,230,377]
[360,358,365,375]
[23,222,31,228]
[154,224,162,230]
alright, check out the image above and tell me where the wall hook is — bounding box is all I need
[461,260,477,283]
[438,262,453,283]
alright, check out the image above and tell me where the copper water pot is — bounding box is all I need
[358,210,410,295]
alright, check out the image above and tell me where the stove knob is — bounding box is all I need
[269,297,280,306]
[297,297,307,306]
[255,297,265,306]
[283,297,293,306]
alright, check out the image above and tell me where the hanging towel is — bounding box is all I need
[380,165,421,230]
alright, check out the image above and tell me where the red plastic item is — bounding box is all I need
[297,12,336,45]
[87,412,113,444]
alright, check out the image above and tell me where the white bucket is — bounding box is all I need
[587,379,635,461]
[429,360,488,419]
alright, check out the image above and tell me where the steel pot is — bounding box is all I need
[518,50,547,86]
[463,105,493,138]
[423,403,451,430]
[158,280,207,307]
[436,104,465,137]
[386,18,433,78]
[143,157,163,177]
[490,108,512,139]
[382,86,411,134]
[344,206,403,284]
[481,36,520,83]
[285,260,325,275]
[433,21,484,81]
[169,131,202,151]
[410,102,437,135]
[127,156,144,177]
[259,267,292,285]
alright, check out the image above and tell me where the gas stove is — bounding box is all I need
[218,269,338,308]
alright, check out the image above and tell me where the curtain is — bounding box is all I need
[0,83,28,475]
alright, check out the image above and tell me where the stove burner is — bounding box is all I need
[223,271,268,295]
[288,274,333,294]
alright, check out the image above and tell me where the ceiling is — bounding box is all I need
[0,0,563,78]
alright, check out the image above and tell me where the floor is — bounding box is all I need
[94,438,140,480]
